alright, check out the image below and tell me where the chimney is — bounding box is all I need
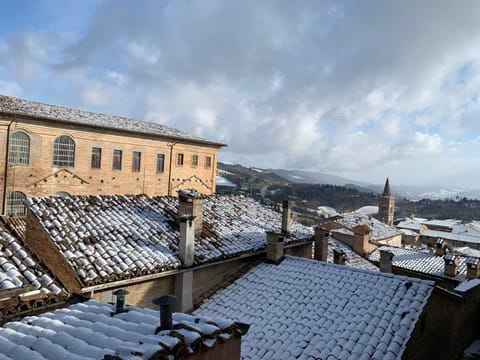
[353,224,371,258]
[435,238,447,256]
[179,214,195,267]
[466,257,480,280]
[281,200,292,235]
[152,295,177,333]
[266,231,284,264]
[444,253,459,277]
[379,249,394,273]
[314,226,329,261]
[178,189,204,236]
[112,289,129,315]
[333,248,346,265]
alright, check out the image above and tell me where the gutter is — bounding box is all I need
[81,238,313,293]
[2,116,14,215]
[167,142,177,196]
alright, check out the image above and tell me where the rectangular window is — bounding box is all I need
[91,147,102,169]
[177,153,184,166]
[191,154,198,167]
[113,150,122,170]
[157,153,165,173]
[132,151,141,172]
[205,156,212,168]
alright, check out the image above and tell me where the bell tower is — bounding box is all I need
[378,177,395,225]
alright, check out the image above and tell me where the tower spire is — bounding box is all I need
[382,177,392,197]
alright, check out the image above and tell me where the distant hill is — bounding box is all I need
[269,169,368,187]
[217,162,480,220]
[218,162,480,200]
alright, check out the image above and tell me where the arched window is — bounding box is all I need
[53,135,75,167]
[8,131,30,164]
[6,191,27,216]
[54,191,70,197]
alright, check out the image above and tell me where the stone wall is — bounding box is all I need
[404,285,480,360]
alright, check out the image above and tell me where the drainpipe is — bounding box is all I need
[2,115,15,215]
[167,142,177,196]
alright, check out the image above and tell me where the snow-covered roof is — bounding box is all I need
[0,94,224,147]
[423,219,459,229]
[396,219,425,232]
[455,279,480,293]
[421,229,480,244]
[332,212,401,241]
[0,229,66,297]
[26,194,313,287]
[0,229,68,322]
[195,256,433,360]
[399,229,418,236]
[327,237,379,271]
[369,246,468,282]
[0,299,247,360]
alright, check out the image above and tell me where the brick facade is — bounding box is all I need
[0,114,221,214]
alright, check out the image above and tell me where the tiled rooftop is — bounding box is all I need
[327,237,379,271]
[369,246,469,282]
[0,300,247,360]
[195,256,433,360]
[396,219,424,232]
[0,94,224,146]
[0,229,68,321]
[421,229,480,244]
[26,194,313,287]
[332,212,401,241]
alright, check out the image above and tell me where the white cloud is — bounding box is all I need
[2,0,480,186]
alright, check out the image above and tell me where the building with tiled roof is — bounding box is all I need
[23,193,313,310]
[0,299,248,360]
[195,255,434,360]
[323,212,402,257]
[0,229,68,324]
[368,245,479,290]
[325,237,379,271]
[0,94,225,216]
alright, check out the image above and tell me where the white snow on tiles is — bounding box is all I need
[327,237,379,271]
[0,300,245,360]
[195,256,433,360]
[0,230,65,296]
[333,212,401,240]
[26,194,312,286]
[369,246,469,281]
[0,95,221,146]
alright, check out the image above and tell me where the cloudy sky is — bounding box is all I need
[1,1,480,187]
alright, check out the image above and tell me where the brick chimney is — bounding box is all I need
[435,238,447,256]
[314,226,329,261]
[444,253,459,277]
[466,257,480,280]
[353,224,371,258]
[379,249,394,273]
[178,189,204,236]
[281,200,292,235]
[179,214,195,267]
[333,248,346,265]
[266,231,284,264]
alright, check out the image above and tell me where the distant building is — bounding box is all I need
[0,95,225,215]
[322,212,402,257]
[378,177,395,225]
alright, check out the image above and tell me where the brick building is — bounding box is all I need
[0,95,225,215]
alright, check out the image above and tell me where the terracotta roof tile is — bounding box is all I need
[0,300,247,359]
[195,256,433,359]
[26,195,312,287]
